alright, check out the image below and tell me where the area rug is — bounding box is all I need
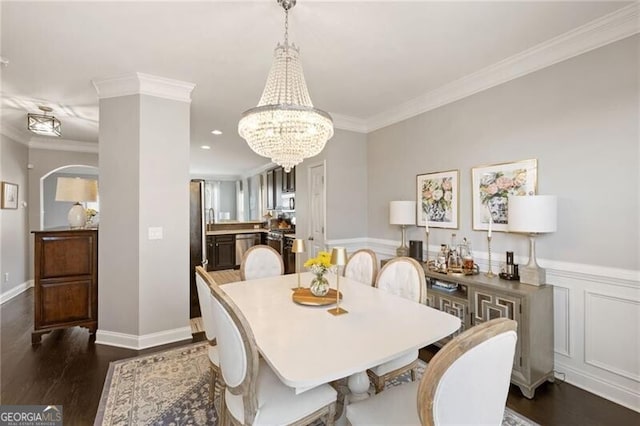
[95,342,538,426]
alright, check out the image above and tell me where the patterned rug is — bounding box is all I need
[95,342,538,425]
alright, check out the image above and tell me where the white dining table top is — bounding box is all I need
[222,272,461,392]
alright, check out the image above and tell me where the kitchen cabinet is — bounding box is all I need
[283,236,296,274]
[212,234,236,270]
[274,167,283,208]
[206,236,215,271]
[31,229,98,344]
[423,268,553,399]
[282,166,295,193]
[266,169,275,210]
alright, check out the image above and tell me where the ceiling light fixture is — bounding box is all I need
[211,130,223,135]
[27,106,61,137]
[238,0,333,172]
[201,145,211,150]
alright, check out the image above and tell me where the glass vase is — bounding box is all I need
[310,274,329,297]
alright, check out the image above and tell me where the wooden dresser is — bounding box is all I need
[32,229,98,344]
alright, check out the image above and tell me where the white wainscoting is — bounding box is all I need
[327,237,640,413]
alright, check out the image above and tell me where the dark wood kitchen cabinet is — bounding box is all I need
[31,229,98,344]
[282,166,296,193]
[212,234,236,270]
[266,169,276,210]
[206,236,215,271]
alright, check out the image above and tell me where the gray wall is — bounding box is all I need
[367,35,639,270]
[218,180,237,220]
[296,128,368,244]
[0,134,29,293]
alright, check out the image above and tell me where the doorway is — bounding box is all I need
[308,162,326,258]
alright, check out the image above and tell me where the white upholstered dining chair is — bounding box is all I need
[343,249,378,286]
[195,266,223,411]
[207,270,337,426]
[347,318,518,426]
[368,257,427,393]
[240,245,284,281]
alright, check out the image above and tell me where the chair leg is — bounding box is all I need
[374,377,385,394]
[209,365,216,408]
[325,402,336,426]
[410,367,417,382]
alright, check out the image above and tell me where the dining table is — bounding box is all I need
[221,271,461,422]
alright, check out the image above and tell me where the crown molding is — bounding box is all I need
[0,123,30,145]
[366,2,640,132]
[92,72,196,103]
[331,113,368,134]
[28,137,99,153]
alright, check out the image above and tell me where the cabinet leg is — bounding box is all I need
[518,385,535,399]
[31,331,48,345]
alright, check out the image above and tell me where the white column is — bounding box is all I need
[93,73,195,349]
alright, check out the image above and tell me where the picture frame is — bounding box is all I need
[416,169,459,229]
[471,159,537,232]
[1,182,18,209]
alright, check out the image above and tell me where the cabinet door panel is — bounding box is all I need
[439,296,468,338]
[471,289,522,371]
[40,279,92,325]
[41,236,94,278]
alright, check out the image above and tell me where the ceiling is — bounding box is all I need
[0,1,631,177]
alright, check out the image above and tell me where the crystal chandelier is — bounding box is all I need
[27,106,61,137]
[238,0,333,172]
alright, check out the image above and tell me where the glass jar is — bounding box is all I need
[437,245,448,272]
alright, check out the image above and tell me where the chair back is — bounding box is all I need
[203,270,260,424]
[240,245,284,281]
[375,257,426,303]
[417,318,518,426]
[344,249,378,286]
[195,266,216,342]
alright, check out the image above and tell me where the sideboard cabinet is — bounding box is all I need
[423,268,554,399]
[32,229,98,344]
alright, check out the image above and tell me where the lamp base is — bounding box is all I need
[519,265,546,286]
[68,203,86,229]
[396,246,409,257]
[327,307,348,316]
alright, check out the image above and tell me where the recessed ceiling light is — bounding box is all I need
[211,130,223,135]
[201,145,211,150]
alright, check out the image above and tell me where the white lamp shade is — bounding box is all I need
[390,201,416,225]
[55,177,98,202]
[508,195,557,233]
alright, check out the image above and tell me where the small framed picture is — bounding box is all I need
[471,159,537,232]
[416,169,459,229]
[1,182,18,209]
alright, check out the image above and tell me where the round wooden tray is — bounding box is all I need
[292,288,342,306]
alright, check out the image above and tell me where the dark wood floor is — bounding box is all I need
[2,289,638,425]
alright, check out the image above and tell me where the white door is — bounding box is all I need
[308,162,326,258]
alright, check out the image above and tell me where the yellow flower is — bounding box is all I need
[304,251,332,274]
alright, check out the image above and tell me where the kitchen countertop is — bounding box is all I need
[206,228,269,236]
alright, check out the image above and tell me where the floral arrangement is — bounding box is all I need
[304,251,332,276]
[85,208,98,226]
[421,177,454,222]
[479,169,528,223]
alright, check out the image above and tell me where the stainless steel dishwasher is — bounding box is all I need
[235,233,258,266]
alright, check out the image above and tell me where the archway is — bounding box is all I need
[40,165,99,229]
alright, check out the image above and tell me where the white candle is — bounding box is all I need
[487,212,493,238]
[424,219,429,235]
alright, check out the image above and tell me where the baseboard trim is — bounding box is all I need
[95,326,192,350]
[1,280,34,305]
[555,360,640,413]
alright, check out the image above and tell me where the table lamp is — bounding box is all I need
[292,239,305,290]
[508,195,557,285]
[55,177,98,229]
[328,247,348,316]
[390,201,416,257]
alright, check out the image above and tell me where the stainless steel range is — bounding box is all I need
[266,228,295,254]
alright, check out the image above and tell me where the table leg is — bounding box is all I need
[335,371,371,426]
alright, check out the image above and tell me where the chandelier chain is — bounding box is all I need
[284,8,290,105]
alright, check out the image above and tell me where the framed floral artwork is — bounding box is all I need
[416,169,459,229]
[1,181,18,209]
[471,159,537,232]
